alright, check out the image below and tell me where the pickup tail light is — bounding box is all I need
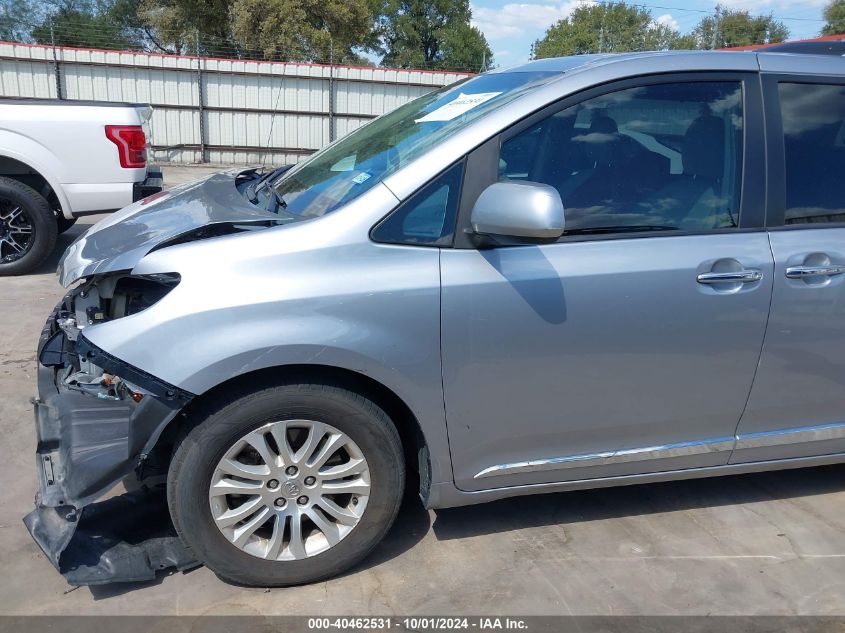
[105,125,147,168]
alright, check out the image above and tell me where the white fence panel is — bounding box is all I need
[0,41,471,165]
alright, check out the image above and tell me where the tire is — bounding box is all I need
[56,213,77,234]
[0,177,57,276]
[168,383,405,586]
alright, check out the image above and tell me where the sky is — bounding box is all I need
[470,0,833,67]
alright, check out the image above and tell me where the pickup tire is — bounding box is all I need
[0,177,57,276]
[167,383,405,586]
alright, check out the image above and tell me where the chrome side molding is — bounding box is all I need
[474,421,845,480]
[473,437,735,479]
[735,421,845,449]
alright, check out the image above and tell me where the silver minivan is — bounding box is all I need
[25,48,845,586]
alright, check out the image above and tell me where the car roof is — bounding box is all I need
[493,49,845,77]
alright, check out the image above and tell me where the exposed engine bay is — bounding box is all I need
[43,272,181,404]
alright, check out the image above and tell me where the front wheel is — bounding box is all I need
[167,383,405,586]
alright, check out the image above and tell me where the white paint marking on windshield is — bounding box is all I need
[415,92,502,123]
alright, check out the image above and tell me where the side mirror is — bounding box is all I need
[470,181,565,243]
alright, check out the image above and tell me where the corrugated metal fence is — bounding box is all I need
[0,41,472,165]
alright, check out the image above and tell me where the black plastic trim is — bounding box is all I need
[132,167,164,202]
[759,73,845,229]
[75,334,195,407]
[763,40,845,56]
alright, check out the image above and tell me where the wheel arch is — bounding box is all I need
[0,136,72,218]
[147,364,432,499]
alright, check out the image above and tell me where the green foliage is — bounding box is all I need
[379,0,492,71]
[692,6,789,48]
[669,33,698,50]
[822,0,845,35]
[439,23,492,72]
[229,0,373,62]
[138,0,232,53]
[533,2,791,58]
[532,2,682,58]
[31,0,145,49]
[0,0,35,41]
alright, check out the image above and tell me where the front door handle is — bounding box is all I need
[785,265,845,279]
[697,270,763,285]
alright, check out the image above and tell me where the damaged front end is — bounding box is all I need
[24,273,198,585]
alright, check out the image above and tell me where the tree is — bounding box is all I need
[822,0,845,35]
[532,2,683,58]
[138,0,232,53]
[31,0,145,50]
[692,6,789,49]
[379,0,492,72]
[230,0,374,62]
[0,0,35,42]
[438,23,491,71]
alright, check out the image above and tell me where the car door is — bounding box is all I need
[732,73,845,463]
[440,74,774,492]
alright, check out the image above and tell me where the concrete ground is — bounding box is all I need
[2,165,845,616]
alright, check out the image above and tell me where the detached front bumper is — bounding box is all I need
[23,300,197,585]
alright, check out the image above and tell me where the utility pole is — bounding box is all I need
[711,5,721,50]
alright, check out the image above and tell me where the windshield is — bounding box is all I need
[250,71,558,218]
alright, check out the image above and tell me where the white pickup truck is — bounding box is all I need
[0,99,162,275]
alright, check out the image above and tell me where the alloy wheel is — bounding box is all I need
[208,419,371,561]
[0,200,34,263]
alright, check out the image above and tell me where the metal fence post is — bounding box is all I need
[195,33,207,163]
[328,38,336,143]
[49,18,63,100]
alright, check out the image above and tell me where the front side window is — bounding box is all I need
[778,82,845,225]
[371,162,463,246]
[499,81,744,236]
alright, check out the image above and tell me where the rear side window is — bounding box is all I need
[499,81,744,236]
[778,83,845,225]
[371,162,463,246]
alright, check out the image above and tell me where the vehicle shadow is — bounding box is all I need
[87,464,845,596]
[89,482,433,598]
[430,464,845,540]
[481,246,567,325]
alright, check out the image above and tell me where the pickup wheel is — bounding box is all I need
[168,383,405,586]
[0,177,57,276]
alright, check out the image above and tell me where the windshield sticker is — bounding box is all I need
[330,154,357,172]
[415,92,502,123]
[352,172,372,185]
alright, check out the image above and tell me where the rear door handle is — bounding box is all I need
[697,270,763,284]
[785,265,845,279]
